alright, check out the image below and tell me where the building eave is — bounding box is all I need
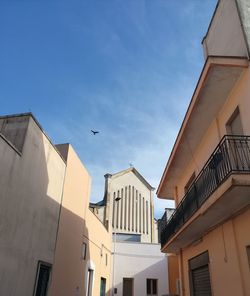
[157,56,249,199]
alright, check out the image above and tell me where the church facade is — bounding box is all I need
[90,167,170,296]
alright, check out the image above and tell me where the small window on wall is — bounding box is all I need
[226,107,244,135]
[87,269,94,296]
[184,172,196,194]
[246,246,250,270]
[105,253,108,266]
[100,277,106,296]
[33,261,52,296]
[81,243,87,260]
[123,278,134,296]
[146,279,157,296]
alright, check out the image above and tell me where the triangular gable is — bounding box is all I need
[108,167,155,191]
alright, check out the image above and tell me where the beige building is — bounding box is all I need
[83,209,112,296]
[157,1,250,296]
[0,113,112,296]
[49,143,91,296]
[38,140,112,296]
[49,143,111,296]
[0,113,66,296]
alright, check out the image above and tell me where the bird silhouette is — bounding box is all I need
[91,130,99,135]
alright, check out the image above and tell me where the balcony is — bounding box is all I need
[160,135,250,252]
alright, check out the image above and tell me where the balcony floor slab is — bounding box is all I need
[162,174,250,253]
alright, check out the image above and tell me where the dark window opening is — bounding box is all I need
[146,279,157,295]
[123,278,134,296]
[34,261,51,296]
[246,246,250,270]
[189,251,212,296]
[226,106,243,135]
[184,172,196,194]
[100,277,106,296]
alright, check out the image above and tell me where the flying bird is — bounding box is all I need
[91,130,99,135]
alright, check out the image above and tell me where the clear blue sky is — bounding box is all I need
[0,0,217,218]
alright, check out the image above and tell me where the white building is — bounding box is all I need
[113,242,168,296]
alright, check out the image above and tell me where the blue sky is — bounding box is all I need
[0,0,217,218]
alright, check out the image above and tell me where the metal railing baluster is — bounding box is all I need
[160,135,250,248]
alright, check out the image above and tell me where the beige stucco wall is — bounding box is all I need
[176,67,250,206]
[49,144,91,296]
[159,3,250,295]
[49,142,112,295]
[202,0,248,59]
[84,209,112,296]
[236,0,250,56]
[0,115,66,296]
[168,61,250,296]
[180,208,250,296]
[168,255,179,295]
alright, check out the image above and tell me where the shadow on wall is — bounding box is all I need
[48,205,90,296]
[48,142,113,296]
[0,114,112,296]
[0,115,65,296]
[34,139,109,296]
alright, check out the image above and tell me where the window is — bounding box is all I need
[226,107,243,135]
[114,233,140,242]
[86,269,94,296]
[188,251,212,296]
[33,261,52,296]
[184,172,196,194]
[146,201,149,234]
[143,197,145,234]
[100,277,106,296]
[135,190,138,232]
[146,279,157,296]
[81,243,87,260]
[116,191,120,228]
[246,246,250,270]
[128,186,131,230]
[112,192,116,227]
[120,189,124,229]
[124,187,127,229]
[123,278,134,296]
[132,186,135,231]
[139,194,142,232]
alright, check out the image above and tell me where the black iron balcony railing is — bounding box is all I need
[160,135,250,248]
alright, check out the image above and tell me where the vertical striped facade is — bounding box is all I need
[105,167,155,243]
[111,186,151,236]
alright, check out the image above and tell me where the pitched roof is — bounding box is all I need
[105,167,155,191]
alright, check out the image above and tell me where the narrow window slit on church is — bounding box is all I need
[116,190,120,229]
[120,188,124,229]
[139,194,142,233]
[124,187,127,229]
[132,186,135,231]
[112,192,116,227]
[128,186,131,230]
[143,197,145,234]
